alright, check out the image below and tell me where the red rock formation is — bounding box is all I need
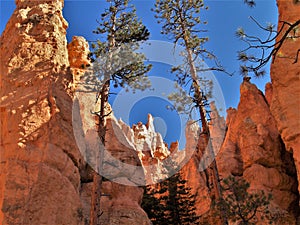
[270,0,300,194]
[0,0,83,224]
[67,36,91,83]
[69,36,151,224]
[0,1,151,224]
[139,79,299,224]
[118,114,171,184]
[216,80,298,224]
[1,0,299,224]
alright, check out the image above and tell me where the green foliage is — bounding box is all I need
[91,0,151,93]
[154,0,207,50]
[142,167,200,225]
[167,82,194,115]
[214,176,273,225]
[153,0,215,69]
[165,172,200,225]
[153,0,226,121]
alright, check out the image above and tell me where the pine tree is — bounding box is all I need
[165,172,200,225]
[142,184,168,225]
[214,176,273,225]
[142,171,200,225]
[91,0,151,142]
[153,0,227,223]
[90,1,151,224]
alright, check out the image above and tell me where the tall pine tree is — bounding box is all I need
[153,1,227,223]
[165,172,200,225]
[142,183,167,225]
[142,159,200,225]
[90,1,151,224]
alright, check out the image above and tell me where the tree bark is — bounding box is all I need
[180,12,227,225]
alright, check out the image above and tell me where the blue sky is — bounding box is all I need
[1,0,278,148]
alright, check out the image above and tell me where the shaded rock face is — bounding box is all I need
[0,1,151,225]
[269,0,300,194]
[138,80,299,224]
[216,80,299,224]
[177,109,225,217]
[1,1,299,225]
[0,0,83,224]
[68,37,151,224]
[80,182,150,225]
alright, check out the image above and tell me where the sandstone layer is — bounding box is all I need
[270,0,300,194]
[68,36,152,224]
[216,80,299,224]
[0,1,151,225]
[0,0,83,224]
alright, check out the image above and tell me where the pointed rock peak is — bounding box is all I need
[170,141,179,153]
[67,36,90,69]
[146,113,155,132]
[226,107,237,125]
[118,118,124,124]
[67,36,91,81]
[210,101,217,112]
[240,78,262,96]
[209,101,221,120]
[265,82,273,106]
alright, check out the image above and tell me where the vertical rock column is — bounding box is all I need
[0,0,83,224]
[216,80,298,224]
[270,0,300,194]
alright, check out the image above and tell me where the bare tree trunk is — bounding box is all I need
[185,41,227,225]
[90,80,110,225]
[90,173,102,225]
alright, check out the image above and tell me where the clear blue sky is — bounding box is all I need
[1,0,278,148]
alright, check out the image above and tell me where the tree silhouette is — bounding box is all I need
[237,2,300,77]
[142,183,168,225]
[165,172,200,225]
[89,1,151,224]
[153,0,227,223]
[142,172,200,225]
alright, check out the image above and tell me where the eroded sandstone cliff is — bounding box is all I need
[269,0,300,195]
[1,0,299,225]
[0,0,83,224]
[216,80,299,224]
[0,1,151,225]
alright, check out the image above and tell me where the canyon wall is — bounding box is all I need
[181,1,300,223]
[0,0,83,224]
[216,80,299,224]
[177,79,299,224]
[269,0,300,194]
[0,1,151,225]
[0,0,299,225]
